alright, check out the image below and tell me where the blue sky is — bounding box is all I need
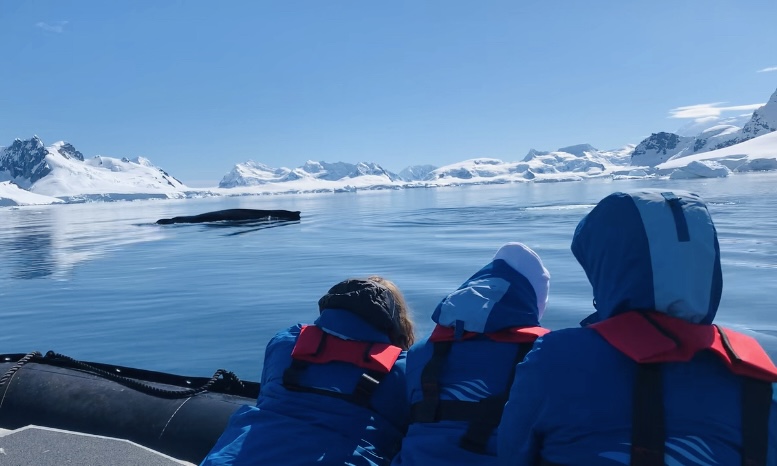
[2,1,776,187]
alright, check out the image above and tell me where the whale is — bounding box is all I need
[156,209,301,225]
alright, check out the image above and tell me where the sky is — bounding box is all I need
[1,1,776,187]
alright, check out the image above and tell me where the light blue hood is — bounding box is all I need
[571,190,722,325]
[431,243,550,334]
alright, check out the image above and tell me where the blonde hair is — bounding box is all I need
[368,275,416,350]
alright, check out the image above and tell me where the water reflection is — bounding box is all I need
[5,226,56,279]
[0,204,166,280]
[218,220,301,237]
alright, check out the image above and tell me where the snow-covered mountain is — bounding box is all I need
[418,145,634,184]
[398,165,437,181]
[0,136,186,203]
[220,144,637,190]
[631,87,777,167]
[736,87,777,142]
[219,160,401,188]
[1,87,775,207]
[521,144,634,174]
[657,130,777,173]
[2,130,775,207]
[0,137,82,184]
[675,113,753,137]
[631,133,696,166]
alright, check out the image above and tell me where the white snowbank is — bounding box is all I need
[0,181,63,206]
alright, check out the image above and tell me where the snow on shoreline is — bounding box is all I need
[1,132,776,207]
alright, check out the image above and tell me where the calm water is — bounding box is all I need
[1,174,776,381]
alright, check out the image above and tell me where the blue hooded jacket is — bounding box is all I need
[498,190,777,466]
[392,243,549,466]
[201,281,410,466]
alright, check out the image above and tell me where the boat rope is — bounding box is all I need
[0,351,246,399]
[0,351,42,388]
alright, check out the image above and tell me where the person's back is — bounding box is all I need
[393,243,550,466]
[202,277,414,466]
[498,190,777,466]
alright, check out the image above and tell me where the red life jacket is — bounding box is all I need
[429,324,549,343]
[282,325,402,408]
[591,310,777,381]
[590,311,777,466]
[412,324,548,454]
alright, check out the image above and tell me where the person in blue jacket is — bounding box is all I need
[201,276,415,466]
[392,242,551,465]
[498,189,777,466]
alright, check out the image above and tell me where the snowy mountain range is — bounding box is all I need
[631,87,777,166]
[219,160,401,188]
[0,136,185,205]
[2,87,776,207]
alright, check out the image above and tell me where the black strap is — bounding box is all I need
[459,342,534,454]
[351,342,380,406]
[411,341,452,422]
[282,331,328,389]
[661,192,690,242]
[282,358,310,388]
[740,371,772,466]
[631,363,664,466]
[411,398,497,422]
[409,340,535,454]
[539,328,772,466]
[283,361,386,407]
[714,324,772,466]
[282,336,387,408]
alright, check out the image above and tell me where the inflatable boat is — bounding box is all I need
[0,351,259,465]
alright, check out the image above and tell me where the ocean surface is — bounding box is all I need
[1,174,775,381]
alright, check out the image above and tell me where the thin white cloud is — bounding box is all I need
[35,21,68,33]
[669,102,763,120]
[757,66,777,73]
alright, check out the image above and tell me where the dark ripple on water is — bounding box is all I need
[379,203,595,229]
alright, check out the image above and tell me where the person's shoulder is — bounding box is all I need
[402,336,432,360]
[528,326,607,361]
[383,345,410,374]
[393,349,408,365]
[266,324,305,347]
[538,326,597,344]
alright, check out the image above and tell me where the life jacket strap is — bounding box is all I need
[282,359,386,408]
[740,367,772,466]
[351,371,383,407]
[281,326,400,408]
[410,339,535,454]
[630,363,665,466]
[458,394,511,454]
[412,341,452,423]
[714,323,773,465]
[628,361,772,466]
[458,342,533,454]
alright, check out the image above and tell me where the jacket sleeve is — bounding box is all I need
[260,324,302,387]
[497,338,549,466]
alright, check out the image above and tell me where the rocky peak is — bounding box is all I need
[55,142,85,161]
[631,132,694,166]
[0,136,52,183]
[741,87,777,139]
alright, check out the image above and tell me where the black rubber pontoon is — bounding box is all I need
[0,351,259,464]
